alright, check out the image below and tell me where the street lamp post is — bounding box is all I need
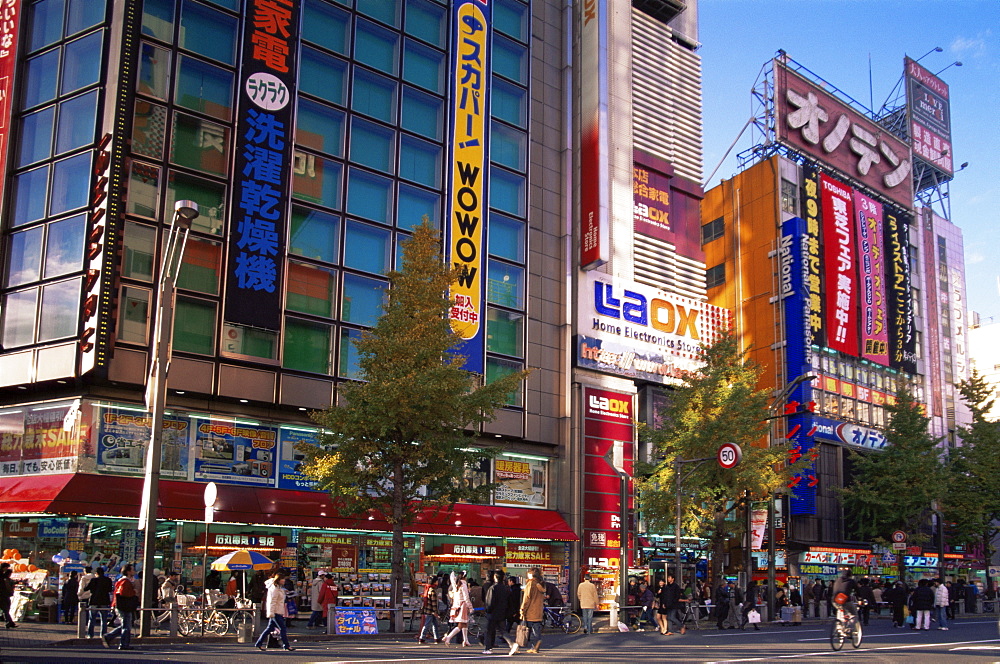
[138,201,200,638]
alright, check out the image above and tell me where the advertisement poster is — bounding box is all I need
[633,150,704,259]
[820,174,858,356]
[884,208,916,374]
[852,191,890,366]
[750,505,768,550]
[95,407,189,477]
[193,418,277,486]
[493,455,547,508]
[0,407,25,477]
[277,427,321,490]
[16,402,82,476]
[335,608,378,635]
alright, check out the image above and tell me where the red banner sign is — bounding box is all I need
[820,174,859,355]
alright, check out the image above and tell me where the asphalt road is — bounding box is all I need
[2,616,998,663]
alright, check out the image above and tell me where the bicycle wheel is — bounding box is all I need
[178,613,199,636]
[851,621,862,648]
[467,616,482,639]
[207,611,230,636]
[563,612,582,634]
[830,622,845,651]
[232,610,254,630]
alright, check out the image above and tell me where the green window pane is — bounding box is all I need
[126,162,160,218]
[397,184,440,231]
[286,261,337,317]
[493,36,526,85]
[50,152,92,217]
[223,323,277,360]
[487,308,523,357]
[18,107,55,167]
[491,77,526,128]
[292,154,342,210]
[488,213,524,262]
[355,19,398,75]
[141,0,175,41]
[300,47,348,106]
[358,0,400,27]
[494,0,528,42]
[12,166,49,227]
[490,121,525,172]
[176,237,221,294]
[486,356,523,406]
[61,31,103,94]
[403,40,444,94]
[400,86,442,140]
[118,286,150,344]
[28,0,64,52]
[344,219,391,274]
[180,0,237,65]
[489,169,525,217]
[173,297,216,354]
[338,327,363,379]
[289,206,340,263]
[24,50,59,109]
[405,0,446,47]
[296,98,344,157]
[39,277,82,342]
[487,260,524,309]
[123,222,157,281]
[349,118,394,172]
[346,169,393,226]
[139,43,172,100]
[399,136,441,188]
[341,273,386,326]
[351,68,397,123]
[7,227,44,287]
[303,0,351,54]
[56,91,98,155]
[171,113,229,176]
[176,55,234,121]
[44,214,87,279]
[166,171,226,235]
[284,318,333,373]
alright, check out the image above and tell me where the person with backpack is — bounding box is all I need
[84,567,113,638]
[103,565,138,650]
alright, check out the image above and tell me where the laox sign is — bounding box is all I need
[588,394,629,416]
[593,281,700,339]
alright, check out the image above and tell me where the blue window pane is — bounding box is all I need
[399,135,441,188]
[357,0,400,27]
[355,19,398,75]
[342,273,386,327]
[7,227,44,286]
[12,166,49,227]
[175,55,234,120]
[139,43,172,100]
[142,0,175,41]
[491,77,526,128]
[38,277,82,342]
[67,0,107,34]
[200,0,237,9]
[338,328,363,378]
[401,86,442,140]
[349,118,394,172]
[24,51,59,108]
[2,288,39,348]
[50,152,92,217]
[44,214,87,278]
[344,219,391,274]
[351,68,397,123]
[290,205,340,263]
[28,0,64,52]
[494,0,528,42]
[397,185,441,231]
[493,35,526,84]
[403,39,445,94]
[346,169,393,226]
[302,0,351,55]
[293,154,342,210]
[56,91,98,154]
[490,169,525,217]
[300,47,348,106]
[62,32,103,94]
[491,121,525,172]
[487,260,524,309]
[18,107,55,167]
[405,0,446,47]
[180,0,237,65]
[296,98,345,157]
[488,213,525,262]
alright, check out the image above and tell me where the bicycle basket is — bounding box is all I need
[833,592,848,605]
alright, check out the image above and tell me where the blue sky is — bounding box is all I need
[699,0,999,321]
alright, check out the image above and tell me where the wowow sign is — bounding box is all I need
[447,0,491,374]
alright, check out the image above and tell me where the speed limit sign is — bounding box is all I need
[717,443,742,469]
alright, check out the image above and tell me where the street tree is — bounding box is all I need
[300,220,528,621]
[637,331,806,587]
[840,386,946,582]
[944,370,1000,593]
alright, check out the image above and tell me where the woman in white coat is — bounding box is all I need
[442,571,473,646]
[253,570,295,651]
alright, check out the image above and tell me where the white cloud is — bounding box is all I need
[950,31,992,59]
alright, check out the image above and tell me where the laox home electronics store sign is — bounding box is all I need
[577,273,730,385]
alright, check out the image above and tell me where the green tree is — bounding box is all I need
[637,331,805,587]
[944,370,1000,593]
[840,386,945,582]
[300,221,527,620]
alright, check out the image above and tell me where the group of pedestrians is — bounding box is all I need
[713,580,761,630]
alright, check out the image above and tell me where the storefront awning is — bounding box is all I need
[0,474,577,541]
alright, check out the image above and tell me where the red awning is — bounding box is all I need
[0,474,577,541]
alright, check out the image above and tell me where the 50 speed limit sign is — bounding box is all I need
[717,443,742,469]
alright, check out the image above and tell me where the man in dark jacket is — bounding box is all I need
[856,578,876,626]
[884,581,907,627]
[505,576,521,632]
[84,567,113,638]
[483,570,517,656]
[660,574,686,635]
[831,569,859,626]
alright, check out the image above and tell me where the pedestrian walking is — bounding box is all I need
[253,569,295,651]
[812,579,826,618]
[103,565,138,650]
[84,567,112,638]
[77,566,95,633]
[61,571,80,624]
[657,573,685,635]
[442,571,473,646]
[933,578,950,630]
[856,578,875,626]
[0,565,16,629]
[577,574,599,635]
[741,581,760,631]
[306,570,328,629]
[505,575,522,633]
[885,581,907,627]
[317,574,338,629]
[417,577,442,644]
[519,569,545,654]
[483,570,518,656]
[911,579,934,630]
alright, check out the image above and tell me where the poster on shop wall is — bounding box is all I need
[192,418,278,487]
[276,427,322,490]
[493,455,547,508]
[94,406,189,478]
[0,402,82,477]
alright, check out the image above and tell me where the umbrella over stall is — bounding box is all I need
[211,549,275,599]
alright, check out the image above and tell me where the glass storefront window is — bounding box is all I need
[55,91,98,155]
[493,35,527,85]
[302,0,351,55]
[173,296,216,354]
[403,39,444,94]
[397,184,440,231]
[2,288,38,347]
[487,260,524,309]
[28,0,65,52]
[67,0,107,35]
[18,107,54,167]
[286,261,337,318]
[486,357,523,407]
[221,323,277,360]
[138,42,172,100]
[349,118,394,172]
[338,327,363,378]
[6,227,44,287]
[296,98,345,158]
[23,50,59,109]
[405,0,446,48]
[44,214,86,278]
[494,0,528,42]
[142,0,175,42]
[166,171,226,235]
[300,47,348,106]
[400,86,443,141]
[491,77,526,128]
[351,68,397,124]
[133,102,168,160]
[292,154,342,210]
[170,113,230,176]
[126,162,161,218]
[179,0,237,65]
[12,165,49,227]
[284,317,334,374]
[489,214,524,262]
[399,136,441,188]
[341,273,386,326]
[61,31,103,94]
[487,308,523,357]
[358,0,400,27]
[343,220,390,274]
[491,121,526,172]
[50,152,92,217]
[175,55,234,121]
[346,170,393,225]
[38,277,82,342]
[490,169,525,217]
[289,206,340,263]
[354,19,399,75]
[122,221,157,281]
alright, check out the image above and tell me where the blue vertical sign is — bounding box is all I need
[446,0,491,374]
[224,0,300,330]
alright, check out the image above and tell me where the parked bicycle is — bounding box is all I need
[830,600,862,651]
[178,608,231,636]
[542,605,582,634]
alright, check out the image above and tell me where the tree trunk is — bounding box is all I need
[711,509,727,590]
[391,461,405,632]
[982,529,995,596]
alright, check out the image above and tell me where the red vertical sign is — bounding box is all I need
[0,0,22,211]
[820,174,858,356]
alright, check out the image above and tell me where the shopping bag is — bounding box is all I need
[515,622,530,647]
[286,599,299,617]
[617,621,630,632]
[747,609,761,624]
[905,613,915,626]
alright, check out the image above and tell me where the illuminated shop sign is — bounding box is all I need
[884,209,916,373]
[579,0,609,269]
[810,416,887,450]
[820,174,859,356]
[853,191,889,365]
[905,57,953,176]
[633,150,705,260]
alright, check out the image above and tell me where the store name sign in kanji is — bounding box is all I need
[774,61,913,210]
[905,57,953,176]
[224,0,300,331]
[446,0,491,374]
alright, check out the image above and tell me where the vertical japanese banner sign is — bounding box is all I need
[922,213,942,417]
[0,0,20,212]
[224,0,300,330]
[801,166,824,348]
[884,209,916,374]
[582,387,634,569]
[820,174,858,356]
[852,191,889,366]
[579,0,609,269]
[447,0,491,374]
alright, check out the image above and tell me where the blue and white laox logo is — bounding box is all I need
[592,281,700,339]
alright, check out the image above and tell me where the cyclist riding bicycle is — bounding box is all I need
[830,569,859,623]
